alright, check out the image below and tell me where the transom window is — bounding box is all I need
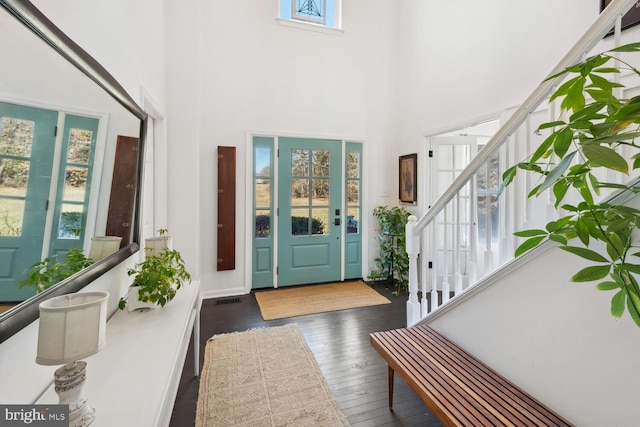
[279,0,340,30]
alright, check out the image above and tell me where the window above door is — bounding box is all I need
[278,0,342,33]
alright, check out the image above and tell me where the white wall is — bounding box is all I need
[166,0,399,297]
[429,240,640,426]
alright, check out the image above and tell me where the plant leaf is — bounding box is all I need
[537,151,577,194]
[597,281,620,291]
[560,246,609,262]
[513,229,547,237]
[611,290,626,318]
[515,236,546,257]
[572,264,611,282]
[582,145,629,174]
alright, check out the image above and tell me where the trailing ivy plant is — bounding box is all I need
[368,205,410,296]
[501,43,640,327]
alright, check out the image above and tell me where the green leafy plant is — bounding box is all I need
[118,231,191,309]
[368,205,410,295]
[19,248,93,293]
[502,42,640,327]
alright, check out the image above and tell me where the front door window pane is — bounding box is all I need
[58,204,83,239]
[63,166,87,201]
[67,128,92,164]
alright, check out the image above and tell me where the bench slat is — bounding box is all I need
[413,327,565,426]
[378,330,495,426]
[370,325,573,427]
[383,330,500,426]
[406,327,551,426]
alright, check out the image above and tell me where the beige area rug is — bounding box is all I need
[254,280,391,320]
[195,324,350,427]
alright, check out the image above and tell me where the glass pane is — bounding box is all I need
[311,208,328,235]
[312,150,329,177]
[311,178,329,206]
[58,204,83,239]
[255,178,270,208]
[291,178,309,205]
[347,180,359,204]
[67,128,92,164]
[63,166,87,202]
[454,144,470,170]
[291,208,310,236]
[347,208,359,234]
[438,145,453,169]
[347,151,360,178]
[0,159,29,196]
[291,149,309,176]
[255,210,270,238]
[255,147,271,176]
[0,117,33,157]
[0,198,24,236]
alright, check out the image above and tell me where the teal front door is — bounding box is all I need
[0,102,58,301]
[277,138,342,286]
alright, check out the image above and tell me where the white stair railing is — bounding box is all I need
[406,0,637,326]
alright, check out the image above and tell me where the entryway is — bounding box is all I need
[251,135,362,289]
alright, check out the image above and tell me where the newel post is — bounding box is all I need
[406,215,420,326]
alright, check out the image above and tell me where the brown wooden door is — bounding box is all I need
[217,146,236,270]
[106,135,139,247]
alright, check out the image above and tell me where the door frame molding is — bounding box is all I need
[245,129,366,294]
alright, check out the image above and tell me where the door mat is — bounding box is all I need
[254,280,391,320]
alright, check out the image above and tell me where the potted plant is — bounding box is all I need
[19,247,93,294]
[368,205,410,295]
[118,230,191,311]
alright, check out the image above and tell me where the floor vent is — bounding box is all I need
[216,297,241,305]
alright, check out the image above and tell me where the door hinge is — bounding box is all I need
[428,150,433,158]
[276,266,279,275]
[54,126,58,137]
[45,200,49,210]
[428,261,433,269]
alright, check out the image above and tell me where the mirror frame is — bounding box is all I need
[0,0,148,343]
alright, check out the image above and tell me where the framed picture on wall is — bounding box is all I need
[399,153,417,204]
[601,0,640,34]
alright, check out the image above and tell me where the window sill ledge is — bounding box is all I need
[276,18,344,36]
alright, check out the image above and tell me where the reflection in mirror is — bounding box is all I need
[0,0,147,343]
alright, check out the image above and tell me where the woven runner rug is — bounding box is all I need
[195,324,350,427]
[254,280,390,320]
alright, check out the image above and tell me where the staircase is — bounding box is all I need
[401,1,640,425]
[406,0,640,326]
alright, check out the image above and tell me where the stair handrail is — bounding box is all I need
[413,0,636,235]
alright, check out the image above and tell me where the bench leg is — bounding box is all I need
[388,365,394,410]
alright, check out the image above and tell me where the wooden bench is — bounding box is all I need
[370,325,573,427]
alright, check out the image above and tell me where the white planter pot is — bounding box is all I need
[126,286,156,312]
[89,236,122,261]
[145,236,172,255]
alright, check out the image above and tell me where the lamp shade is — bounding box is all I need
[36,292,109,366]
[88,236,122,261]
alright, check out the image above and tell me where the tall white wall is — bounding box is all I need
[166,0,399,297]
[396,0,598,147]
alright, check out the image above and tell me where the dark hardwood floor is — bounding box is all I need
[169,282,441,426]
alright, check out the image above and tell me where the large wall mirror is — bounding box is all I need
[0,0,147,342]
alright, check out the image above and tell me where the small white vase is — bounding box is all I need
[126,286,156,312]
